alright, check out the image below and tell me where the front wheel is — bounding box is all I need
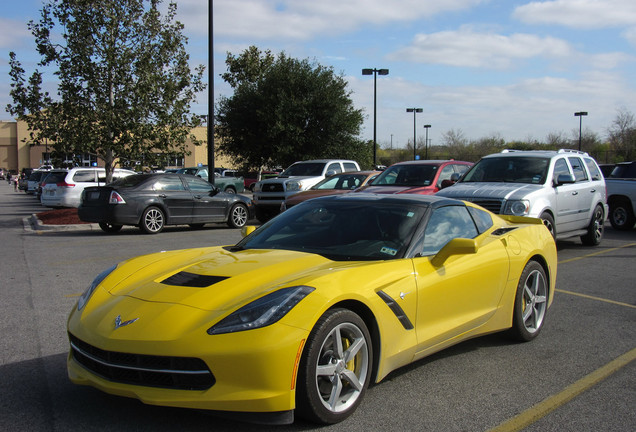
[509,261,548,342]
[580,204,604,245]
[139,206,165,234]
[609,199,635,231]
[539,212,556,239]
[227,203,248,228]
[296,309,373,424]
[98,222,122,233]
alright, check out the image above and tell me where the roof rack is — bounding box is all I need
[557,149,589,156]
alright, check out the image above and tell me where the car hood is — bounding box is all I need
[357,185,436,195]
[436,182,544,200]
[99,247,354,312]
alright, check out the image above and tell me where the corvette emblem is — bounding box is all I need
[114,315,139,329]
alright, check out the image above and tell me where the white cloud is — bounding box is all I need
[0,18,32,49]
[513,0,636,29]
[387,28,573,69]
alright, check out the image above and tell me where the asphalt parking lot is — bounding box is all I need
[1,187,634,431]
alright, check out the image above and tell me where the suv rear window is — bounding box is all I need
[73,171,97,182]
[42,171,68,184]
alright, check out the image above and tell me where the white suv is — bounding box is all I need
[253,159,360,222]
[437,149,607,245]
[41,167,135,208]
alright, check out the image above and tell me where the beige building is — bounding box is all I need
[0,119,234,173]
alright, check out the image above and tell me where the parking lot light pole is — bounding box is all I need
[423,124,431,160]
[574,111,588,151]
[362,68,389,167]
[406,108,423,160]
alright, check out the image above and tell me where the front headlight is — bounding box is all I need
[504,200,530,216]
[207,286,314,335]
[77,264,117,311]
[286,181,301,192]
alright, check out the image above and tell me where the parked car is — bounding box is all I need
[253,159,361,222]
[281,171,379,211]
[176,166,245,194]
[78,173,254,234]
[41,167,135,208]
[26,169,51,195]
[67,193,556,425]
[355,160,473,195]
[437,149,607,245]
[605,161,636,230]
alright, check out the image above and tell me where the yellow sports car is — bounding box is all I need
[67,194,556,424]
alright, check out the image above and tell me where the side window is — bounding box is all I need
[568,157,588,182]
[154,177,186,191]
[420,206,478,256]
[455,164,470,176]
[343,162,358,172]
[326,163,343,174]
[73,171,96,182]
[184,176,213,192]
[552,159,571,183]
[467,206,493,234]
[437,165,455,186]
[584,158,602,181]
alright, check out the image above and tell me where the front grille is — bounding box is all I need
[69,334,215,390]
[465,198,503,214]
[262,183,284,192]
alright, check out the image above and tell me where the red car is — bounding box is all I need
[355,160,473,195]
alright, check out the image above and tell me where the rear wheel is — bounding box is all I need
[140,206,165,234]
[581,204,604,245]
[227,203,248,228]
[509,261,548,342]
[98,222,122,233]
[609,199,635,231]
[296,309,373,424]
[223,186,236,194]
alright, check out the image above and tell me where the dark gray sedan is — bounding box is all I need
[78,173,254,234]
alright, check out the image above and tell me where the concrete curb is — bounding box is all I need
[23,214,100,232]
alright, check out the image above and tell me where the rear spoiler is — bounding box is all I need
[498,215,544,225]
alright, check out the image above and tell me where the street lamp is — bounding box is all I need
[406,108,423,160]
[574,111,588,151]
[362,68,389,167]
[423,124,431,160]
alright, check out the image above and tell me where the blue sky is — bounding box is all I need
[2,0,635,150]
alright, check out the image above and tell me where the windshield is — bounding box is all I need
[461,156,549,184]
[234,199,426,261]
[280,162,325,177]
[370,164,437,186]
[313,173,368,190]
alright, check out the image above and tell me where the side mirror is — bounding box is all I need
[554,173,575,187]
[431,238,478,267]
[241,226,257,237]
[325,170,337,177]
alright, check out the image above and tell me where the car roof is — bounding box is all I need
[309,192,465,208]
[485,149,590,159]
[388,160,472,166]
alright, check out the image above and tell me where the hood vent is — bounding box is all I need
[161,271,229,288]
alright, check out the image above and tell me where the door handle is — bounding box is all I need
[194,195,202,199]
[158,194,167,198]
[571,191,578,195]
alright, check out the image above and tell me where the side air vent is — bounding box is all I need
[161,271,228,288]
[492,227,518,236]
[377,291,414,330]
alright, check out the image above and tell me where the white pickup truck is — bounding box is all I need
[606,161,636,230]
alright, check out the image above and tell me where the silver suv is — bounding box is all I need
[437,149,607,245]
[253,159,360,222]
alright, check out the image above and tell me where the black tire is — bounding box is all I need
[223,186,236,194]
[539,212,556,239]
[509,261,548,342]
[98,222,122,233]
[296,308,373,424]
[581,204,605,246]
[139,206,165,234]
[227,203,248,228]
[609,199,635,231]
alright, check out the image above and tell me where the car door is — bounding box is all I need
[152,176,194,224]
[183,176,227,222]
[410,205,509,356]
[552,157,580,233]
[567,156,596,227]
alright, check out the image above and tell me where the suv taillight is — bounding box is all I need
[109,191,126,204]
[56,181,75,187]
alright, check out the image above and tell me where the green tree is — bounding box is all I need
[216,47,369,170]
[6,0,205,181]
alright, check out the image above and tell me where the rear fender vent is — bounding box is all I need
[492,227,518,236]
[161,271,228,288]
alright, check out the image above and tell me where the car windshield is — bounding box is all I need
[370,164,437,186]
[234,199,427,261]
[177,168,200,176]
[280,163,325,177]
[460,156,549,184]
[313,173,367,190]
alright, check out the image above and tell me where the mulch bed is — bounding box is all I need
[36,208,90,225]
